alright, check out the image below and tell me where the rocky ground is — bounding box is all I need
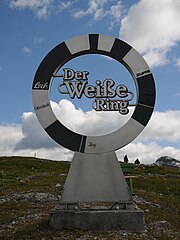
[0,157,179,239]
[0,190,179,240]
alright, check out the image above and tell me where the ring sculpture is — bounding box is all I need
[32,34,155,154]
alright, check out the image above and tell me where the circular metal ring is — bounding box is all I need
[32,34,155,153]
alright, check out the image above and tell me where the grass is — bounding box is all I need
[0,156,69,196]
[0,156,180,240]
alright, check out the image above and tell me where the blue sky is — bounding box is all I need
[0,0,180,163]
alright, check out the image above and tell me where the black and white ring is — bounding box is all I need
[32,34,155,154]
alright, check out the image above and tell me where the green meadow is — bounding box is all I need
[0,156,179,240]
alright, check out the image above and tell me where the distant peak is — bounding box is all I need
[154,156,180,168]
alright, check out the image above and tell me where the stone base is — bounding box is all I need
[49,208,145,232]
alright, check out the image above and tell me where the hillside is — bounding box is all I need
[0,156,180,240]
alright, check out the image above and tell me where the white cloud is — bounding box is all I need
[175,58,180,70]
[109,1,123,29]
[142,50,168,68]
[51,101,180,143]
[73,0,107,19]
[119,0,180,68]
[73,0,123,26]
[15,111,57,149]
[33,36,45,45]
[138,110,180,142]
[9,0,76,19]
[175,92,180,97]
[117,142,180,164]
[0,124,23,155]
[9,0,52,19]
[9,0,123,27]
[51,99,133,136]
[0,121,72,161]
[22,47,32,55]
[58,1,75,12]
[93,8,106,21]
[0,100,179,164]
[88,0,108,13]
[14,100,129,151]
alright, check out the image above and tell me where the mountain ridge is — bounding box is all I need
[154,156,180,168]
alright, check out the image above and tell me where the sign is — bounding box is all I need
[57,68,134,115]
[32,34,156,154]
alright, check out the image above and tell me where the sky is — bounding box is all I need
[0,0,180,164]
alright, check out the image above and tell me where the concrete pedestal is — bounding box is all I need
[49,207,145,232]
[50,152,145,232]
